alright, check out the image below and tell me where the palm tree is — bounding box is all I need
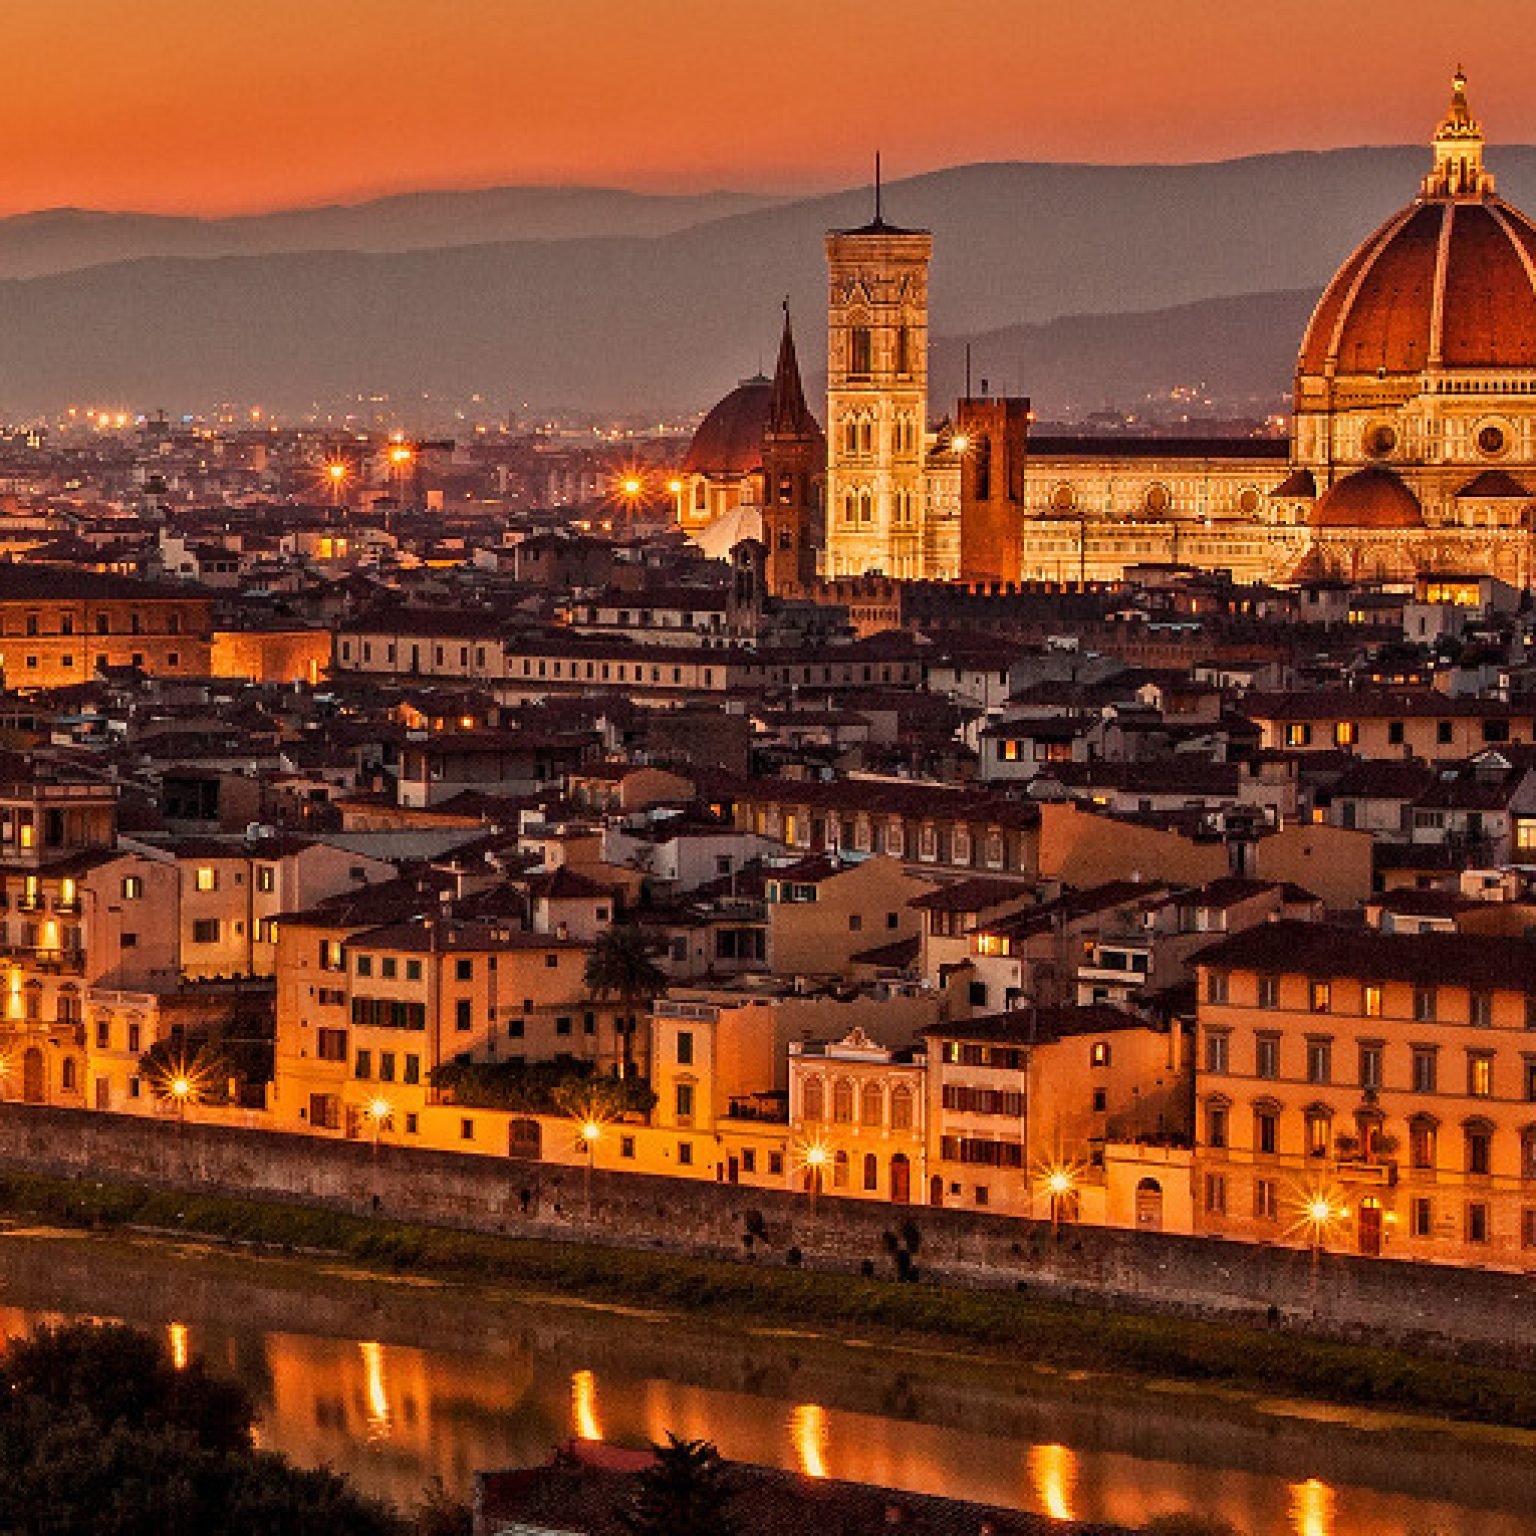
[620,1436,737,1536]
[584,924,666,1079]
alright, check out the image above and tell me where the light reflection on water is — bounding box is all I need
[0,1286,1530,1535]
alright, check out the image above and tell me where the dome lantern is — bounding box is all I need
[1423,67,1495,202]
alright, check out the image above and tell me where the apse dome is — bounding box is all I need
[681,375,773,477]
[1310,465,1424,529]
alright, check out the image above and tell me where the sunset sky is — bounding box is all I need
[5,0,1536,216]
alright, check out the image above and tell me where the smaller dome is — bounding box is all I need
[682,376,772,477]
[1311,466,1424,530]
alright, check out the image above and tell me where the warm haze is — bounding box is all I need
[5,0,1536,215]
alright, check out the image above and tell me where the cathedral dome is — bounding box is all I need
[1298,72,1536,382]
[1310,466,1424,529]
[682,375,773,477]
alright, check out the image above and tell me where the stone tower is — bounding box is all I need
[956,395,1031,583]
[824,168,932,579]
[760,305,825,596]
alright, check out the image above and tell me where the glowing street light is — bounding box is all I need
[950,432,972,454]
[1040,1165,1077,1238]
[157,1059,206,1133]
[798,1139,830,1219]
[1292,1186,1346,1318]
[577,1116,603,1214]
[366,1095,392,1156]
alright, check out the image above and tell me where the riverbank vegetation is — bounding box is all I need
[0,1321,469,1535]
[3,1169,1535,1432]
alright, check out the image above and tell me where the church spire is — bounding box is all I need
[1423,67,1495,201]
[766,302,816,437]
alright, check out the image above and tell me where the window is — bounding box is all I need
[1205,1101,1229,1148]
[1413,986,1437,1023]
[1468,1053,1494,1098]
[1524,1209,1536,1251]
[1204,1173,1227,1214]
[460,1118,475,1141]
[1527,1058,1536,1103]
[1256,1034,1280,1080]
[1363,984,1383,1019]
[194,867,217,892]
[860,1082,883,1126]
[1253,1177,1278,1221]
[356,955,372,977]
[1257,975,1280,1010]
[1305,1108,1332,1158]
[832,1079,854,1123]
[621,1136,636,1160]
[1359,1042,1383,1090]
[769,1151,784,1177]
[802,1077,825,1121]
[404,1055,420,1085]
[456,958,473,982]
[381,957,397,980]
[1090,1041,1111,1068]
[849,326,873,375]
[889,1085,913,1130]
[1437,721,1454,746]
[675,1082,694,1121]
[1466,1201,1490,1244]
[1309,980,1331,1013]
[677,1141,694,1167]
[190,918,219,944]
[406,959,422,981]
[1091,1087,1107,1113]
[355,1049,372,1079]
[1470,991,1493,1029]
[676,1030,694,1066]
[1412,1196,1434,1238]
[456,999,472,1032]
[1205,1031,1229,1074]
[121,876,143,900]
[556,1016,572,1037]
[1306,1039,1333,1085]
[1412,1047,1438,1094]
[257,866,276,894]
[378,1052,395,1083]
[1466,1124,1493,1177]
[1409,1117,1438,1169]
[1254,1107,1279,1156]
[1334,721,1358,747]
[1205,971,1228,1005]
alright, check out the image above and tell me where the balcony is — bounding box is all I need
[726,1091,789,1124]
[53,897,81,915]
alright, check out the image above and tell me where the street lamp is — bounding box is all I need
[366,1095,392,1156]
[325,462,348,505]
[578,1117,602,1214]
[1039,1166,1077,1238]
[800,1141,830,1220]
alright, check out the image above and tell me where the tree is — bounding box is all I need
[0,1323,406,1535]
[584,925,667,1078]
[620,1435,738,1536]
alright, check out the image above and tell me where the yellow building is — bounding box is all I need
[1195,920,1536,1268]
[764,854,936,978]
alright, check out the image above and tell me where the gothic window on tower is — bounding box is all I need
[844,492,857,524]
[860,419,874,454]
[844,419,858,454]
[895,326,912,376]
[850,327,873,376]
[860,491,873,524]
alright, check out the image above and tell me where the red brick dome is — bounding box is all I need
[1310,465,1425,529]
[1298,75,1536,381]
[1298,200,1536,379]
[682,375,773,477]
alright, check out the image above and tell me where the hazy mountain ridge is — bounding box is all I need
[5,147,1535,418]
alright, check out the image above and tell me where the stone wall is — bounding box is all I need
[1,1103,1532,1363]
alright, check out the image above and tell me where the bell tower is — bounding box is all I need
[760,305,825,596]
[824,162,932,579]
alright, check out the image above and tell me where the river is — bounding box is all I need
[0,1227,1531,1536]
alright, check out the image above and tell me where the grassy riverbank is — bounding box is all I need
[3,1168,1534,1431]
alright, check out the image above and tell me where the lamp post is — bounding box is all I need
[367,1096,392,1159]
[169,1074,193,1133]
[1305,1195,1335,1318]
[802,1142,829,1220]
[580,1118,601,1215]
[1044,1168,1075,1239]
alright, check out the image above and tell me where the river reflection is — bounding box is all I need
[0,1233,1533,1536]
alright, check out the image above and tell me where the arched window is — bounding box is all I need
[890,1084,913,1130]
[895,326,912,376]
[850,327,872,375]
[832,1078,854,1123]
[859,492,873,524]
[802,1076,825,1123]
[833,1150,850,1188]
[1409,1115,1438,1170]
[860,1082,883,1128]
[863,1152,879,1192]
[843,492,857,524]
[860,420,873,454]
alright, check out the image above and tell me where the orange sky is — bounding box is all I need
[5,0,1536,216]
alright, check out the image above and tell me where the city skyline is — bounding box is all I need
[4,1,1536,215]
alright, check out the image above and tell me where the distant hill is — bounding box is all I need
[0,188,781,281]
[4,147,1536,418]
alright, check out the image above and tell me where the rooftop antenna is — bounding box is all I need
[965,343,973,400]
[874,151,883,223]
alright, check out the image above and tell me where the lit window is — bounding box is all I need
[195,867,217,893]
[1363,984,1383,1018]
